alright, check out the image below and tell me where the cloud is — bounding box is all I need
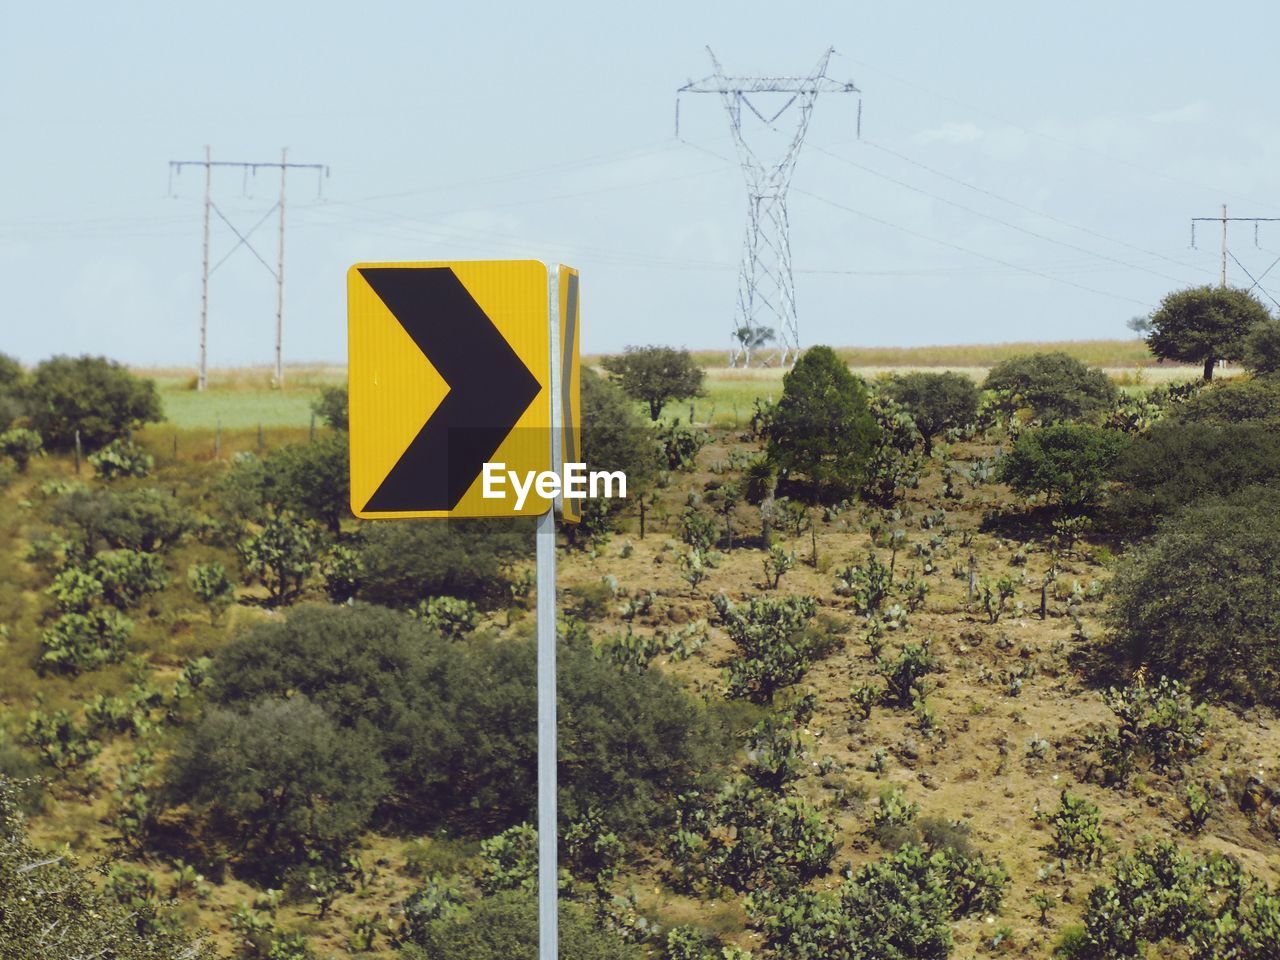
[912,121,984,145]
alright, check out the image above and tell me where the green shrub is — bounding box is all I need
[91,549,169,608]
[1064,838,1280,959]
[713,594,819,703]
[1169,375,1280,423]
[1243,319,1280,374]
[188,561,235,622]
[0,779,210,958]
[752,840,1006,959]
[1046,790,1110,866]
[877,641,940,708]
[39,608,133,673]
[983,352,1118,423]
[658,420,709,471]
[198,604,728,837]
[311,384,348,430]
[88,439,154,480]
[23,355,163,450]
[669,778,836,893]
[998,424,1128,509]
[862,392,925,507]
[1108,421,1280,530]
[165,695,389,880]
[237,513,321,606]
[0,427,42,472]
[400,891,644,960]
[353,519,527,609]
[1092,676,1210,785]
[414,595,478,639]
[1101,486,1280,704]
[50,485,193,556]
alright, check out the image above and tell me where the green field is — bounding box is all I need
[141,342,1207,431]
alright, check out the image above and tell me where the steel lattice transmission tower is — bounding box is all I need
[678,47,858,366]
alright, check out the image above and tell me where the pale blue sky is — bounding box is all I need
[2,1,1278,367]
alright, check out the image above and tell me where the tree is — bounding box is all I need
[883,371,979,454]
[0,353,26,433]
[0,778,211,959]
[24,355,162,450]
[766,345,879,501]
[573,368,657,544]
[1242,318,1280,375]
[1146,285,1272,380]
[602,345,705,420]
[983,352,1118,423]
[165,696,388,879]
[217,435,349,535]
[732,322,776,368]
[997,425,1128,509]
[1101,485,1280,705]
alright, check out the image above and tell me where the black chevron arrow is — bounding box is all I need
[359,267,543,512]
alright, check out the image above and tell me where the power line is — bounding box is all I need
[794,186,1150,307]
[813,144,1199,287]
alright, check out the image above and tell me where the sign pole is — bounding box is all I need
[538,263,563,960]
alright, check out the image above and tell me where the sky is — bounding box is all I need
[3,1,1280,368]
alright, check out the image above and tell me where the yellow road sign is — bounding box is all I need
[558,265,582,523]
[347,260,551,519]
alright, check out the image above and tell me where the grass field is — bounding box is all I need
[139,342,1209,431]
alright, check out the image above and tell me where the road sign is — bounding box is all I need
[347,260,551,519]
[557,265,582,523]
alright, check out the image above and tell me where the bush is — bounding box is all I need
[353,519,528,609]
[165,696,389,880]
[1168,375,1280,424]
[601,345,705,421]
[1107,421,1280,530]
[218,435,348,534]
[401,891,644,960]
[24,355,162,450]
[0,779,211,958]
[188,562,235,622]
[669,778,837,893]
[237,513,322,606]
[50,485,192,557]
[862,392,925,507]
[983,352,1118,423]
[40,608,132,673]
[573,368,658,544]
[0,427,41,472]
[1092,676,1210,785]
[997,424,1128,509]
[767,346,879,501]
[198,604,728,836]
[1046,790,1109,866]
[1243,319,1280,374]
[1063,839,1280,959]
[311,384,348,430]
[884,371,979,454]
[1101,486,1280,704]
[753,841,1006,959]
[88,439,154,481]
[713,594,819,703]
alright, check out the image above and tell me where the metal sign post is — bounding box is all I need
[537,265,563,960]
[347,258,580,959]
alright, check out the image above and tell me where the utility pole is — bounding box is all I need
[1191,204,1280,289]
[199,146,212,391]
[276,148,288,387]
[677,48,858,366]
[169,150,327,390]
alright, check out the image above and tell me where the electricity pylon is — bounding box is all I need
[678,47,858,366]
